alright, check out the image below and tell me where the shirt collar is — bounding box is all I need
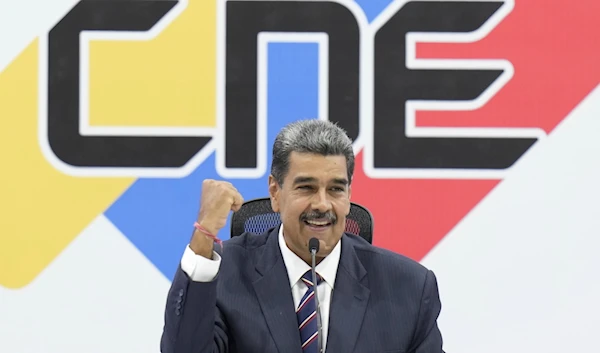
[278,224,341,290]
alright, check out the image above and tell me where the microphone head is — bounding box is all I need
[308,237,320,253]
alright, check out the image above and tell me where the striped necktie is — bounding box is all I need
[296,270,323,353]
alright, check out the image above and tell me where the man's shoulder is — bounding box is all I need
[343,233,431,279]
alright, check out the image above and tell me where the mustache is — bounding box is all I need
[300,210,337,224]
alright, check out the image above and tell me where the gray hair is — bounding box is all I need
[271,119,355,185]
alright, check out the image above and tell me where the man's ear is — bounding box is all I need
[268,175,280,212]
[346,184,352,216]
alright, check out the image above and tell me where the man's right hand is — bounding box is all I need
[190,179,244,258]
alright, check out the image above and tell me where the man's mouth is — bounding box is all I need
[301,211,336,230]
[304,219,332,228]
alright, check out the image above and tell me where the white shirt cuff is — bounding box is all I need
[180,245,221,282]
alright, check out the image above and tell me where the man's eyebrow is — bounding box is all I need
[292,177,348,185]
[332,178,349,186]
[293,176,317,184]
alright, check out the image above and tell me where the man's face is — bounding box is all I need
[269,151,351,263]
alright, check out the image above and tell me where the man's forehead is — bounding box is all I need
[287,152,347,169]
[284,152,348,183]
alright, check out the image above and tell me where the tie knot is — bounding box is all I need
[301,270,322,289]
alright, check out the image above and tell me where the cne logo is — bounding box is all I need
[39,0,543,179]
[1,0,544,288]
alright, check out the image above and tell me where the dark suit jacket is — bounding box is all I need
[160,227,444,353]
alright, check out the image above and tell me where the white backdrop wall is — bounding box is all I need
[1,1,599,352]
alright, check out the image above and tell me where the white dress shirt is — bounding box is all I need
[180,225,342,352]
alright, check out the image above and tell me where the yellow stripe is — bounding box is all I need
[0,40,134,289]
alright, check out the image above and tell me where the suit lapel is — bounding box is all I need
[326,235,370,353]
[252,228,303,353]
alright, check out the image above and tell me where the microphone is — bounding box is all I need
[308,238,323,353]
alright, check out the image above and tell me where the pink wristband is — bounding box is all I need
[194,222,223,251]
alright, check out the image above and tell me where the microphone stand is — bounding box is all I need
[309,238,323,353]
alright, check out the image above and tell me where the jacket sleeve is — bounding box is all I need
[409,270,445,353]
[160,266,229,353]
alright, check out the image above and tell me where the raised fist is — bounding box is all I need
[190,179,244,257]
[198,179,244,232]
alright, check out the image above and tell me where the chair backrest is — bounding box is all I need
[230,197,373,244]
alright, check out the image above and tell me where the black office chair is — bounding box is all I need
[230,197,373,244]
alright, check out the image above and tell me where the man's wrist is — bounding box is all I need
[190,228,215,258]
[197,220,219,237]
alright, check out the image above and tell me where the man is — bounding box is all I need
[160,119,445,353]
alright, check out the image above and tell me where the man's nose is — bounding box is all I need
[311,189,332,213]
